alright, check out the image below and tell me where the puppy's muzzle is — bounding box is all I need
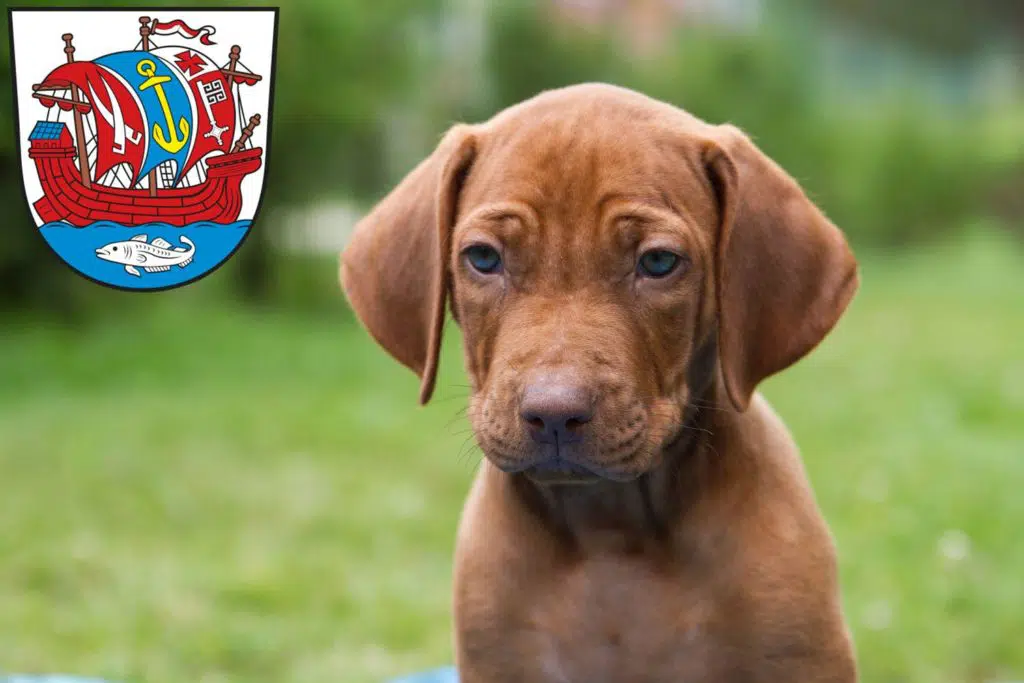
[517,369,602,484]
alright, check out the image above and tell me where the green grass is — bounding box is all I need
[1,229,1022,683]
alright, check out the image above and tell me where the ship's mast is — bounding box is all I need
[226,45,240,88]
[221,44,261,85]
[225,46,239,149]
[231,114,261,154]
[138,16,158,197]
[62,34,91,189]
[220,45,264,153]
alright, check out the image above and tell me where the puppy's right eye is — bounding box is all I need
[464,245,502,274]
[637,249,682,278]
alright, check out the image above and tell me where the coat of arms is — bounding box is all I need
[9,9,277,290]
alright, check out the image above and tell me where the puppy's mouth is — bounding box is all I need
[479,433,650,485]
[524,458,602,486]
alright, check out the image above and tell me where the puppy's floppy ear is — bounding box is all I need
[703,124,858,412]
[340,125,476,405]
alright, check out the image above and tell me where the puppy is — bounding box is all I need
[342,83,859,682]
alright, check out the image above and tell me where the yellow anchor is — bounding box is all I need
[136,59,189,154]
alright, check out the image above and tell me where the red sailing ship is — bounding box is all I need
[27,16,264,227]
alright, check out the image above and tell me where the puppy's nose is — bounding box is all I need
[519,374,594,443]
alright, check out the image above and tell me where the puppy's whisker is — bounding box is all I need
[444,417,473,431]
[444,409,471,431]
[456,435,482,469]
[432,396,470,406]
[685,399,729,413]
[678,423,714,437]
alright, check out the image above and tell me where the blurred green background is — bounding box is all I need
[1,1,1022,682]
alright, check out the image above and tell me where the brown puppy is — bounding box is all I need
[342,84,859,682]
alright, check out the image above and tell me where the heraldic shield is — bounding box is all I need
[9,9,278,291]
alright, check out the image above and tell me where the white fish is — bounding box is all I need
[95,234,196,277]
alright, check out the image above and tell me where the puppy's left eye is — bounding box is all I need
[637,249,682,278]
[464,245,502,274]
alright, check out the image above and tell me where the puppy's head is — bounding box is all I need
[342,84,857,484]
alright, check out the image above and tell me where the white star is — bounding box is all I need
[205,121,229,145]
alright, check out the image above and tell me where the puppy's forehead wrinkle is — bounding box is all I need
[464,99,719,265]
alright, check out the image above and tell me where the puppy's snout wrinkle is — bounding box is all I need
[519,369,594,445]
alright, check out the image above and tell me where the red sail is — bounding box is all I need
[153,46,236,179]
[37,61,146,184]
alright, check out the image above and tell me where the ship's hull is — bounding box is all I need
[28,144,262,227]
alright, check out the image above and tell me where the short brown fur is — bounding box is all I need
[342,83,859,682]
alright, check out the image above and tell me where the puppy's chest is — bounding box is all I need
[518,558,726,683]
